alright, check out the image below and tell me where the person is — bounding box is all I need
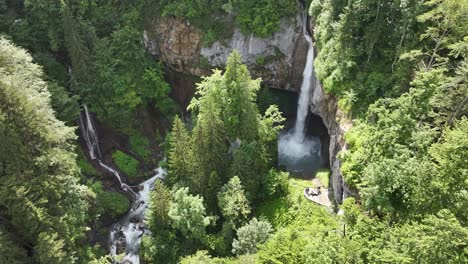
[317,186,321,195]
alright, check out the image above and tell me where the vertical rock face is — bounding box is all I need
[143,13,308,92]
[309,57,351,204]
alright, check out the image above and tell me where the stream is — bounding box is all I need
[79,105,165,264]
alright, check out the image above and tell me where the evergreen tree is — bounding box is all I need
[0,37,92,263]
[167,116,192,186]
[222,51,261,141]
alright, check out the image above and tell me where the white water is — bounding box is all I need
[79,106,165,264]
[277,12,321,173]
[109,168,165,264]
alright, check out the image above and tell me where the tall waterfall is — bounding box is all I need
[79,106,165,264]
[293,19,314,139]
[277,12,321,173]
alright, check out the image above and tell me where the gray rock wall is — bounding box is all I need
[143,13,308,92]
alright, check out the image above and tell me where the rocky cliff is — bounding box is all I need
[309,75,351,204]
[143,13,308,92]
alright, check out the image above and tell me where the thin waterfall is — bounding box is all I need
[79,105,165,264]
[277,11,321,173]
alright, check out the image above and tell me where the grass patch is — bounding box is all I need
[256,197,290,228]
[257,177,318,228]
[315,169,330,187]
[112,150,139,177]
[288,177,312,202]
[120,127,151,161]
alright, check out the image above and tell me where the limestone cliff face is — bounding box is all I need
[143,13,308,92]
[309,76,351,204]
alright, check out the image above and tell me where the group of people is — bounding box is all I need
[305,186,321,196]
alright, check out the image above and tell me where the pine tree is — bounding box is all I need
[167,116,192,186]
[222,51,261,141]
[0,37,92,263]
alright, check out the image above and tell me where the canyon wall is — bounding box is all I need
[143,13,308,92]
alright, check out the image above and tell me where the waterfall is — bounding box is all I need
[293,13,314,139]
[277,12,321,173]
[79,106,165,264]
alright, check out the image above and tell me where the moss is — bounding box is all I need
[315,169,330,188]
[198,56,212,69]
[98,190,130,218]
[288,178,312,202]
[92,181,130,218]
[112,150,139,177]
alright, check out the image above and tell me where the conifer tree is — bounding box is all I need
[0,37,92,263]
[222,51,261,141]
[167,116,192,186]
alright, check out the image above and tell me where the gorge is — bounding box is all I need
[145,5,349,204]
[2,0,465,263]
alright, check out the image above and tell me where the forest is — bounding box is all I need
[0,0,466,263]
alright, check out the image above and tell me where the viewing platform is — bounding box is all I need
[304,178,332,207]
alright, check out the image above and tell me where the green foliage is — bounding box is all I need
[229,141,268,201]
[261,169,289,199]
[312,0,428,113]
[315,169,329,187]
[112,150,139,178]
[256,197,290,229]
[124,128,151,160]
[147,181,172,230]
[77,148,99,177]
[88,24,174,122]
[167,116,192,186]
[169,187,212,240]
[234,0,296,37]
[217,176,251,224]
[47,81,80,123]
[428,118,468,223]
[91,181,129,218]
[0,228,28,264]
[156,0,297,38]
[0,36,92,263]
[232,218,273,255]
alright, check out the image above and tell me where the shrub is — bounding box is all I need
[77,149,99,177]
[91,181,129,218]
[112,150,139,177]
[126,128,151,160]
[261,169,289,199]
[232,218,272,255]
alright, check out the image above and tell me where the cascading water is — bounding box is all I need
[277,12,321,174]
[79,106,165,264]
